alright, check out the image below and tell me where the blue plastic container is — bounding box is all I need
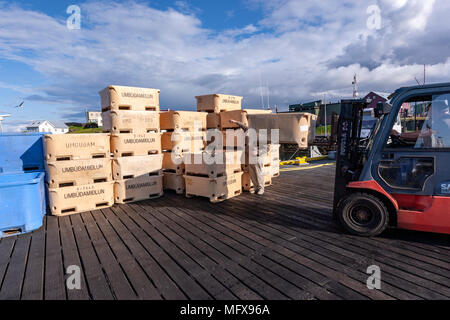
[0,133,46,174]
[0,172,46,237]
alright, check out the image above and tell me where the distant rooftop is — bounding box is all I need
[28,120,68,129]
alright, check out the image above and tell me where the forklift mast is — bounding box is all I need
[333,99,368,214]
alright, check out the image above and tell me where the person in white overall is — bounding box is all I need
[229,119,265,195]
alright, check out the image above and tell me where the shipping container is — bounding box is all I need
[99,85,160,112]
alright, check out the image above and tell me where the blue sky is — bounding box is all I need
[1,0,449,131]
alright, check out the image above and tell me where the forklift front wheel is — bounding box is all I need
[338,193,389,237]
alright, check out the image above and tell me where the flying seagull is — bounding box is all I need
[15,101,24,108]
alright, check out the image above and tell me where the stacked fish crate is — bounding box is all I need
[160,111,207,194]
[100,85,163,204]
[184,95,246,202]
[197,94,244,150]
[183,149,244,203]
[44,133,114,216]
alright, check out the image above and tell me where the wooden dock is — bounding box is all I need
[0,163,449,300]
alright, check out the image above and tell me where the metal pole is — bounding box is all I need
[324,95,328,137]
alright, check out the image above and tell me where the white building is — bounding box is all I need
[86,111,103,127]
[26,120,69,134]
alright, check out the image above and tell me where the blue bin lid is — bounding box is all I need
[0,133,47,174]
[0,172,45,188]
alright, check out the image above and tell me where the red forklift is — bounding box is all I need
[334,83,450,236]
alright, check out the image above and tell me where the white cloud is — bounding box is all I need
[0,0,449,131]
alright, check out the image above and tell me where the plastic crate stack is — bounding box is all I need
[100,85,164,204]
[180,94,247,202]
[44,133,114,216]
[183,149,244,203]
[160,111,207,195]
[0,133,47,237]
[218,109,274,192]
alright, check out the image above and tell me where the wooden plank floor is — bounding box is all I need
[0,163,449,300]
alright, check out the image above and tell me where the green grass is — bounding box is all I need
[316,125,331,136]
[69,125,103,134]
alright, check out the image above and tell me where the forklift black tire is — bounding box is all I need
[338,193,389,237]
